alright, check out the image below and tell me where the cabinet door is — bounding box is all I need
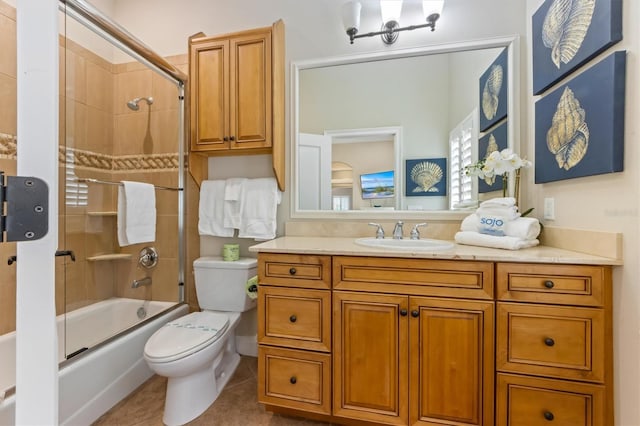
[333,291,408,425]
[229,30,272,150]
[190,38,229,150]
[409,297,494,426]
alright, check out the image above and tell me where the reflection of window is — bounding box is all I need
[449,111,477,209]
[65,150,88,207]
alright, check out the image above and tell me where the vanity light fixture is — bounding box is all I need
[342,0,444,45]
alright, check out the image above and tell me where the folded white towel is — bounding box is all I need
[198,180,234,237]
[117,181,156,247]
[454,231,539,250]
[480,197,516,208]
[461,214,541,240]
[223,178,246,229]
[476,205,520,221]
[238,178,281,240]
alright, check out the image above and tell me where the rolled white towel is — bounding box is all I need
[476,205,520,221]
[461,214,541,240]
[454,231,539,250]
[480,197,516,207]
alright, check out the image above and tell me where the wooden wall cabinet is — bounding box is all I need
[188,21,285,191]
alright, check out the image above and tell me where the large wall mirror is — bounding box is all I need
[291,35,520,220]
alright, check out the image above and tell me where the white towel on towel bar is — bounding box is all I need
[198,180,234,237]
[238,178,281,240]
[117,181,156,246]
[223,178,247,229]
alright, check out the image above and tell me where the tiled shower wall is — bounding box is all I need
[0,0,195,335]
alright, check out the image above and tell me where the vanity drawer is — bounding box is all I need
[259,253,331,289]
[497,302,605,382]
[258,286,331,352]
[496,262,610,307]
[333,256,493,299]
[496,373,607,426]
[258,346,331,415]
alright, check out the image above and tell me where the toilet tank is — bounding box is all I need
[193,257,257,312]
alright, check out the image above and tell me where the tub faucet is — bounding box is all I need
[393,221,404,239]
[132,277,152,288]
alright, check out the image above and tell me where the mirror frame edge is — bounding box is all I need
[290,34,521,222]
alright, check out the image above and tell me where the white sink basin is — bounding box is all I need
[355,237,454,251]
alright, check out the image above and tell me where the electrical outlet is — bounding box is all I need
[543,197,555,220]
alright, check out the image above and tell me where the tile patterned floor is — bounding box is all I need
[93,356,332,426]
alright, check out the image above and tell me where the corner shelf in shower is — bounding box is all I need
[87,253,132,262]
[86,211,117,217]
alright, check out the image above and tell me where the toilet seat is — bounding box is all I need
[144,311,229,363]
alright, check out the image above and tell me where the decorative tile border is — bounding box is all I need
[0,134,179,172]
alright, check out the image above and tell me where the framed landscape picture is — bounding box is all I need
[534,51,626,184]
[532,0,622,95]
[479,47,508,132]
[405,158,446,196]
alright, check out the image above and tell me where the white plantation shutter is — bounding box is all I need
[65,150,88,207]
[449,111,477,209]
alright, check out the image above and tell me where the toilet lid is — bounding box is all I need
[144,311,229,362]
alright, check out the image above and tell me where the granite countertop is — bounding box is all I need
[249,236,622,266]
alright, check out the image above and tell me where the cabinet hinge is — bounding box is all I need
[0,171,49,242]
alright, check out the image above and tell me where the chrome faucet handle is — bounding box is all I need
[392,221,404,239]
[368,222,385,239]
[410,223,428,240]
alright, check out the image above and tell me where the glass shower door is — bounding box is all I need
[59,3,185,360]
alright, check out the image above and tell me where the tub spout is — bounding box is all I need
[132,277,152,288]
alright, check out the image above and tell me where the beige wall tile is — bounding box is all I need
[64,48,87,104]
[149,258,179,302]
[0,12,16,79]
[0,1,15,20]
[155,214,179,259]
[113,113,149,155]
[86,261,115,302]
[151,71,179,111]
[85,61,113,113]
[86,106,113,154]
[0,72,16,135]
[150,109,179,153]
[64,98,88,150]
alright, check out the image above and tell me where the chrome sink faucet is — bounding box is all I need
[410,223,428,240]
[393,221,404,239]
[368,222,385,239]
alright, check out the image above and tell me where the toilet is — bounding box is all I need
[144,257,257,426]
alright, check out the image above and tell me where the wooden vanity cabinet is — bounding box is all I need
[495,262,613,426]
[333,257,494,426]
[257,253,614,426]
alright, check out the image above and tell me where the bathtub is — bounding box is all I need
[0,297,188,425]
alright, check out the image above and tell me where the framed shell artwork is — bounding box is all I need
[534,51,625,184]
[479,47,508,132]
[478,120,508,193]
[532,0,622,95]
[405,158,447,196]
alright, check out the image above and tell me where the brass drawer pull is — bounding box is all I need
[289,267,297,275]
[544,337,555,347]
[543,411,554,421]
[290,376,297,384]
[544,280,555,289]
[289,315,297,323]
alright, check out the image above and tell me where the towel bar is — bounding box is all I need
[78,178,182,191]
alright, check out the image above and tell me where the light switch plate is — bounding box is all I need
[543,197,555,220]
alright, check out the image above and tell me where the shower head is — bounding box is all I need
[126,96,154,111]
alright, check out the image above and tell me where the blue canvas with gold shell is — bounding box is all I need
[479,48,508,132]
[478,120,508,193]
[405,158,446,196]
[534,51,625,184]
[532,0,622,95]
